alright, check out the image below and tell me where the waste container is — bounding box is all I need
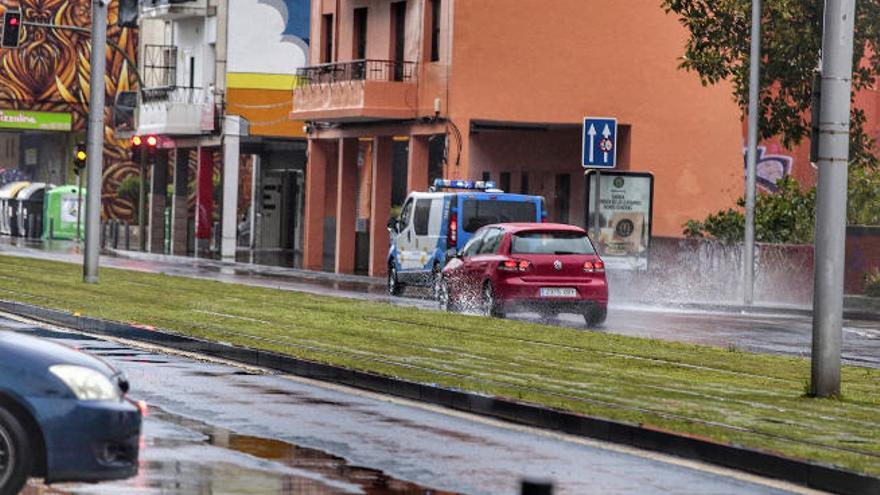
[43,185,85,240]
[0,181,30,236]
[16,183,49,238]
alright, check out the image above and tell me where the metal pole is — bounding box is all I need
[83,0,108,284]
[75,172,82,243]
[811,0,855,398]
[743,0,762,306]
[593,171,601,242]
[138,150,146,251]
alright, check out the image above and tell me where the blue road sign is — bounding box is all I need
[582,117,618,168]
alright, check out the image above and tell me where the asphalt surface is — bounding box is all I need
[4,313,822,495]
[2,238,879,368]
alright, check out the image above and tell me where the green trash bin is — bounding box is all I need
[43,185,86,240]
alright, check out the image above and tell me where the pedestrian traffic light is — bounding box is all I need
[73,143,87,175]
[2,11,22,48]
[117,0,138,28]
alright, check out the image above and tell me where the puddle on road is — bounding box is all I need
[26,405,455,495]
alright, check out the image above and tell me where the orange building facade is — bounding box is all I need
[291,0,817,277]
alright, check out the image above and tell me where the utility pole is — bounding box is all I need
[138,148,146,251]
[811,0,856,398]
[743,0,762,306]
[83,0,109,284]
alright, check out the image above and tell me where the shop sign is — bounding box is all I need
[0,110,73,131]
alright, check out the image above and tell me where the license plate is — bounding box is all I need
[540,287,577,298]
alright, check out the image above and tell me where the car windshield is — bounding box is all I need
[510,231,595,255]
[461,199,537,233]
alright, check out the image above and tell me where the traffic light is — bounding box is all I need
[73,143,87,175]
[145,135,158,160]
[130,135,142,162]
[2,10,22,48]
[118,0,138,28]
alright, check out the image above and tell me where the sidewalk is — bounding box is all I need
[2,236,878,320]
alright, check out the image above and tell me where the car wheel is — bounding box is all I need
[584,306,607,327]
[388,264,404,296]
[482,283,504,318]
[0,407,33,495]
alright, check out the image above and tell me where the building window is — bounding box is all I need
[321,14,334,63]
[520,172,529,194]
[353,8,368,60]
[429,0,441,62]
[391,1,406,80]
[500,172,511,192]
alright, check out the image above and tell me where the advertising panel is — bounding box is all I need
[584,171,654,270]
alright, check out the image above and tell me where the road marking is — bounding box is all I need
[0,310,829,495]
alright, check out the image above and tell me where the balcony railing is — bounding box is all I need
[297,59,417,87]
[142,86,210,104]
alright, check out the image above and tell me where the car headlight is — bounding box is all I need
[49,365,121,401]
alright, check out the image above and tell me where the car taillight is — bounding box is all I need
[499,259,531,272]
[583,260,605,273]
[448,213,457,248]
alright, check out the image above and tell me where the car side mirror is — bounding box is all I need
[387,216,399,233]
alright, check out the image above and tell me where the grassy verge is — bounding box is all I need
[2,254,880,476]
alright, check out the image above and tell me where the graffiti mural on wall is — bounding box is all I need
[0,0,138,220]
[742,146,794,192]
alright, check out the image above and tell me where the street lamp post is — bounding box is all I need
[743,0,762,306]
[811,0,856,398]
[82,0,109,284]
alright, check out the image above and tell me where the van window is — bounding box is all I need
[399,199,413,228]
[511,231,595,255]
[413,199,431,235]
[461,199,537,233]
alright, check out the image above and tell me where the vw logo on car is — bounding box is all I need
[553,260,563,271]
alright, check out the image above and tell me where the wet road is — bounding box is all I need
[2,238,879,368]
[3,313,821,495]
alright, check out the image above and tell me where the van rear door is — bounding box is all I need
[457,194,540,247]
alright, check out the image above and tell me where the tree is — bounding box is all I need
[661,0,880,162]
[684,177,816,244]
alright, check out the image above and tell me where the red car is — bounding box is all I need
[438,223,609,325]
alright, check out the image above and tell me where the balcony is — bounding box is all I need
[140,0,207,20]
[137,87,216,135]
[134,45,215,136]
[291,59,418,123]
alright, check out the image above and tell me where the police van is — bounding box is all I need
[387,179,547,295]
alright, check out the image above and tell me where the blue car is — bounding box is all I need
[387,179,547,295]
[0,331,141,493]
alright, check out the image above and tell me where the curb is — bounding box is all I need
[106,248,385,287]
[1,299,878,495]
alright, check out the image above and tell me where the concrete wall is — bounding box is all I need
[845,226,880,294]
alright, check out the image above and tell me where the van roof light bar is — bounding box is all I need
[432,179,499,191]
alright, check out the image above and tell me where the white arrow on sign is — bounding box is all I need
[602,124,612,163]
[587,124,597,163]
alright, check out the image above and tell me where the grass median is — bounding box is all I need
[1,253,879,477]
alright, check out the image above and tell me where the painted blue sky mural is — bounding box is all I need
[279,0,310,44]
